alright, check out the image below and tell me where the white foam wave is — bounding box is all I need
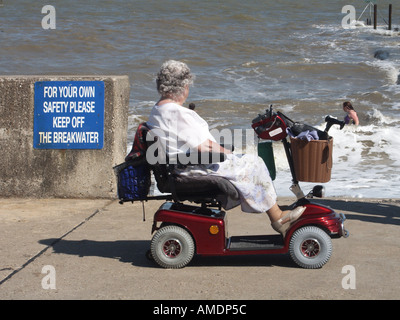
[365,60,399,85]
[366,108,399,125]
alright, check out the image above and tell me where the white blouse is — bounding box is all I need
[147,102,216,156]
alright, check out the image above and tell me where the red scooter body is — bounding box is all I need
[151,201,347,257]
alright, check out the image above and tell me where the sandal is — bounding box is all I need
[271,206,306,236]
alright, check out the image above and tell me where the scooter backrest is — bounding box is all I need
[125,122,151,161]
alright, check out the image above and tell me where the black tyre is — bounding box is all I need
[150,225,195,269]
[289,226,332,269]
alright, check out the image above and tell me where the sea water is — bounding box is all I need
[1,0,399,198]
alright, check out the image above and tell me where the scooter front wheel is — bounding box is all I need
[289,226,332,269]
[151,225,195,269]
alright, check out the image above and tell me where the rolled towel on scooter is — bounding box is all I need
[287,122,329,140]
[286,128,319,141]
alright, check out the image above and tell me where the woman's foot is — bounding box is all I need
[271,206,306,236]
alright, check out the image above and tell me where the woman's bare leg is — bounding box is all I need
[266,203,285,223]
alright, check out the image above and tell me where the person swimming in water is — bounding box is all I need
[343,101,359,125]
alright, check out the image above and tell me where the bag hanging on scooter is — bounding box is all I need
[113,158,151,201]
[290,137,333,183]
[257,141,276,180]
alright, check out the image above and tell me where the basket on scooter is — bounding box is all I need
[252,107,334,183]
[290,137,333,183]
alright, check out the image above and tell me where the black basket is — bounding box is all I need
[113,159,151,201]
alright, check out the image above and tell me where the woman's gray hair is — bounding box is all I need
[156,60,194,99]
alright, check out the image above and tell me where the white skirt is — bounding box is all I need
[175,153,277,213]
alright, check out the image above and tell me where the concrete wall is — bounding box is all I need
[0,75,130,198]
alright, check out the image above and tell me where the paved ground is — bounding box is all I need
[0,197,399,300]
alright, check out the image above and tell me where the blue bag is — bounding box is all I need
[114,159,151,201]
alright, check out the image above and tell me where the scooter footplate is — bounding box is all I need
[228,235,284,251]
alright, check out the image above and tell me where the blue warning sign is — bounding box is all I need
[33,81,104,149]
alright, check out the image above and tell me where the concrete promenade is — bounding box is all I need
[0,197,399,300]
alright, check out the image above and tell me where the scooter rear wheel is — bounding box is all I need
[289,226,332,269]
[151,225,195,269]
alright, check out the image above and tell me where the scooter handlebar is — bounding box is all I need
[324,115,345,132]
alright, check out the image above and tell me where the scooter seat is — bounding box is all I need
[152,164,240,204]
[172,174,239,201]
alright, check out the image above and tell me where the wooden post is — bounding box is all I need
[389,4,392,30]
[374,4,377,29]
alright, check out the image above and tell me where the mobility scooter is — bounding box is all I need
[115,107,349,269]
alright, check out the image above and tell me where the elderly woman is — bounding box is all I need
[147,60,305,235]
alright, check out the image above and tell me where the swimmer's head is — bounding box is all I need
[343,101,354,111]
